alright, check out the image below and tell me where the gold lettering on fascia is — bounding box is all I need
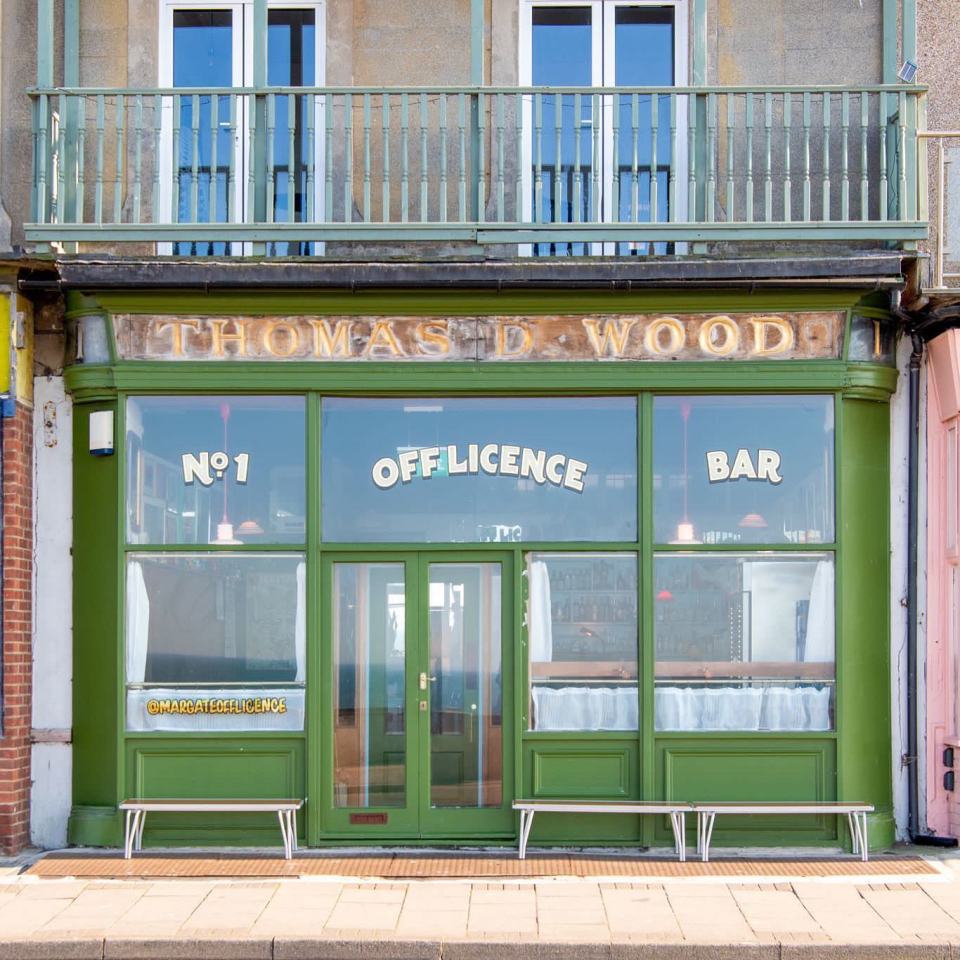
[115,313,842,361]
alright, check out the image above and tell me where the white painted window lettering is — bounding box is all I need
[706,448,783,485]
[371,444,589,493]
[181,451,251,486]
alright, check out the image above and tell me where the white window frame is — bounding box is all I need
[518,0,689,253]
[158,0,325,253]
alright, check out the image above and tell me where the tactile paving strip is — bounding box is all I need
[26,853,938,880]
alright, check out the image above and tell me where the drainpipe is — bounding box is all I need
[903,314,957,846]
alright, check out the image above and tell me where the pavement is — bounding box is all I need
[3,849,960,959]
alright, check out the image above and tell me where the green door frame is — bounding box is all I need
[320,550,515,840]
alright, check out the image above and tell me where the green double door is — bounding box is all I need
[323,553,514,839]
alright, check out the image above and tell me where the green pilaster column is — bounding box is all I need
[69,394,124,846]
[837,395,895,849]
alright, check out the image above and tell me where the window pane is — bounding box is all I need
[172,10,234,256]
[528,553,638,731]
[126,396,305,545]
[321,397,637,543]
[653,395,835,545]
[333,563,407,808]
[531,7,593,255]
[614,7,674,254]
[654,554,835,731]
[125,553,305,732]
[267,10,316,256]
[429,563,502,808]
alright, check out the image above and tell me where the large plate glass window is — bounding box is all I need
[125,553,306,731]
[321,397,637,543]
[527,553,638,731]
[653,395,835,545]
[653,554,835,731]
[126,395,306,545]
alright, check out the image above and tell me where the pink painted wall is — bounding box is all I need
[926,330,960,837]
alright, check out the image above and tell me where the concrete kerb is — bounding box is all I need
[102,939,274,960]
[0,940,104,960]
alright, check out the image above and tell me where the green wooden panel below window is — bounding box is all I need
[521,740,641,844]
[124,740,305,846]
[656,738,837,845]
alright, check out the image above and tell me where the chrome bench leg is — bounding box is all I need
[701,812,716,863]
[277,810,290,860]
[135,811,146,852]
[519,810,535,861]
[668,811,685,863]
[123,810,135,860]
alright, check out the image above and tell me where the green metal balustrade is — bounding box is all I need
[27,85,927,252]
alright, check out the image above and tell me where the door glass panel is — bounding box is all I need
[267,9,316,255]
[333,563,407,808]
[531,7,594,256]
[173,10,234,256]
[428,564,503,809]
[614,7,674,255]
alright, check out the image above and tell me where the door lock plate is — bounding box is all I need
[419,672,427,690]
[419,699,428,712]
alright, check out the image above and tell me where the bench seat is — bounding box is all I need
[691,801,875,862]
[512,799,689,861]
[119,798,303,860]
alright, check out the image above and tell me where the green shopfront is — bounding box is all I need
[66,288,897,852]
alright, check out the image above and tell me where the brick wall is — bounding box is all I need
[0,401,33,853]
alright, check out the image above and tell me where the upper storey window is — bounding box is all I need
[522,1,688,255]
[160,1,323,256]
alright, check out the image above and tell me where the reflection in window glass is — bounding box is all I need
[531,7,594,256]
[321,397,637,543]
[333,563,407,808]
[429,564,503,808]
[267,9,316,256]
[654,554,834,731]
[528,553,638,731]
[653,395,834,545]
[173,10,234,257]
[126,396,305,545]
[125,553,305,732]
[614,7,675,255]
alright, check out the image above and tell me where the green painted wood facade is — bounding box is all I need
[65,286,896,852]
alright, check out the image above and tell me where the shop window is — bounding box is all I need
[527,553,638,731]
[321,397,637,543]
[125,553,305,732]
[653,395,835,546]
[653,554,834,731]
[126,396,306,545]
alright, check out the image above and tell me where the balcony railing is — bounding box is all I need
[27,85,927,254]
[921,131,960,290]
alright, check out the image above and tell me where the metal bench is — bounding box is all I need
[692,801,875,862]
[119,798,304,860]
[512,799,689,861]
